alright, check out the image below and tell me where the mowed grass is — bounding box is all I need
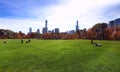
[0,39,120,72]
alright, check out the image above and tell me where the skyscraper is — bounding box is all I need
[36,29,40,34]
[55,28,59,33]
[45,20,47,28]
[114,18,120,26]
[42,20,48,34]
[29,27,32,33]
[68,30,75,34]
[109,20,114,27]
[76,20,79,32]
[108,18,120,27]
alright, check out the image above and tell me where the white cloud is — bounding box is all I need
[40,0,120,31]
[0,18,44,34]
[0,0,120,33]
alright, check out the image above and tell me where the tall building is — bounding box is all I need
[36,29,40,34]
[114,18,120,26]
[68,30,75,34]
[55,28,59,33]
[42,20,48,34]
[108,18,120,27]
[45,20,47,28]
[76,20,79,32]
[108,20,114,27]
[29,27,32,33]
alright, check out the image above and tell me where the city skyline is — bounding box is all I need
[0,0,120,33]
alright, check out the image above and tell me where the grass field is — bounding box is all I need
[0,39,120,72]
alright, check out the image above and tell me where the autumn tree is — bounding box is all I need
[117,26,120,40]
[92,23,108,40]
[86,29,95,39]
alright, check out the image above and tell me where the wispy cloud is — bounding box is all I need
[0,0,120,33]
[42,0,120,30]
[0,18,44,33]
[0,0,60,18]
[101,3,120,20]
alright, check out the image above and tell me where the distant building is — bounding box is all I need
[114,18,120,26]
[108,18,120,27]
[45,20,48,28]
[29,27,32,33]
[68,30,75,34]
[76,20,79,32]
[36,29,40,34]
[52,30,54,33]
[108,20,114,27]
[42,20,48,34]
[55,28,59,33]
[48,30,54,33]
[42,28,47,34]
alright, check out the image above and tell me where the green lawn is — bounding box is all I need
[0,39,120,72]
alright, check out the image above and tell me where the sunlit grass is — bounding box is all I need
[0,39,120,72]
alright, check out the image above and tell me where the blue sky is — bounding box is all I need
[0,0,59,18]
[0,0,120,33]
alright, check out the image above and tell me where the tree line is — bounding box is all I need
[0,23,120,40]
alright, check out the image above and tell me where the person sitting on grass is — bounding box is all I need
[28,39,31,43]
[21,40,23,44]
[26,41,28,43]
[4,41,6,44]
[95,43,102,46]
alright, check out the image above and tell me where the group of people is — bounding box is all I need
[2,39,31,44]
[21,39,31,44]
[3,39,31,44]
